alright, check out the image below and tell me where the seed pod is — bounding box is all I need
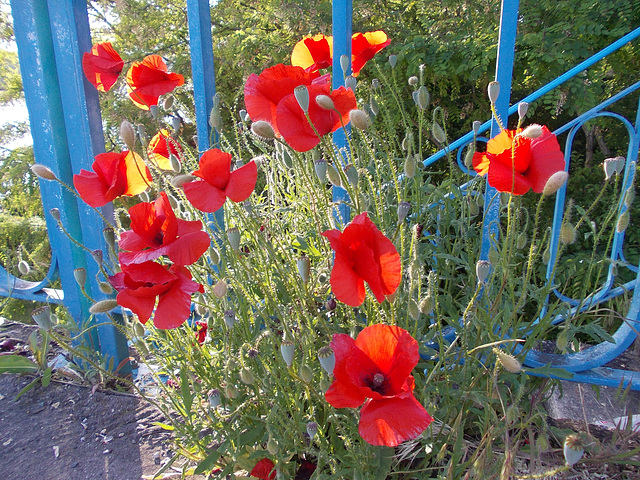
[397,202,411,223]
[472,120,482,135]
[340,54,350,76]
[314,159,327,182]
[223,309,236,328]
[103,227,115,248]
[208,389,221,407]
[281,340,295,367]
[306,421,318,439]
[327,164,342,187]
[487,81,500,104]
[563,435,584,467]
[369,95,379,116]
[74,268,87,287]
[476,260,491,283]
[297,255,311,284]
[50,208,61,222]
[517,102,528,122]
[344,164,358,186]
[317,346,335,375]
[294,85,310,113]
[149,105,159,119]
[227,227,240,251]
[32,306,53,331]
[171,116,181,132]
[345,75,356,91]
[388,55,397,68]
[18,260,30,276]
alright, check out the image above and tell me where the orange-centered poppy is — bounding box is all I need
[322,212,401,306]
[472,125,565,195]
[148,129,183,170]
[73,151,151,208]
[326,324,433,446]
[126,55,184,110]
[82,42,124,92]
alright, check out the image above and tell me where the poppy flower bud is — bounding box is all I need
[74,268,86,287]
[163,96,174,110]
[325,297,337,311]
[404,155,416,178]
[487,81,500,104]
[315,94,334,110]
[227,227,240,251]
[563,435,584,467]
[299,364,313,383]
[50,208,61,222]
[542,247,551,265]
[345,75,357,91]
[408,76,418,86]
[314,158,327,182]
[472,120,482,135]
[617,210,630,233]
[213,280,228,298]
[31,164,57,180]
[251,120,276,139]
[267,438,279,455]
[171,116,181,132]
[317,346,335,375]
[209,108,222,129]
[625,188,635,208]
[369,96,380,116]
[17,260,30,276]
[225,384,238,399]
[468,196,479,215]
[432,122,446,143]
[463,146,475,169]
[344,164,359,186]
[167,193,178,208]
[349,109,371,131]
[419,295,434,315]
[99,281,113,294]
[170,174,196,188]
[137,124,147,143]
[32,306,53,331]
[402,131,413,151]
[327,164,342,187]
[240,368,254,385]
[297,255,311,283]
[397,201,411,223]
[281,340,295,367]
[560,223,576,245]
[169,153,181,173]
[208,389,221,407]
[306,421,318,439]
[520,124,543,139]
[415,86,430,110]
[488,248,500,266]
[103,227,115,248]
[542,171,569,196]
[223,309,236,328]
[516,232,527,250]
[149,105,159,119]
[294,85,310,113]
[89,299,119,314]
[340,54,350,75]
[517,102,529,121]
[493,347,522,373]
[91,249,103,265]
[388,54,397,68]
[476,260,491,283]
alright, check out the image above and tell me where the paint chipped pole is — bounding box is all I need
[331,0,353,226]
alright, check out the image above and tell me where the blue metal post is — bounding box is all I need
[480,0,520,259]
[11,0,130,372]
[331,0,353,225]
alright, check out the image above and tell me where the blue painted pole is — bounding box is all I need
[480,0,520,260]
[331,0,352,226]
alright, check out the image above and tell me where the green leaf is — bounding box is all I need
[41,366,52,388]
[194,449,222,475]
[179,368,192,415]
[0,355,39,374]
[15,376,41,400]
[525,363,574,380]
[151,422,175,431]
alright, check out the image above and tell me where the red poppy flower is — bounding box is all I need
[472,125,565,195]
[126,55,184,110]
[291,34,333,73]
[244,64,328,136]
[195,320,207,344]
[73,151,151,208]
[351,31,391,77]
[183,149,257,212]
[276,84,357,152]
[325,324,433,446]
[82,42,124,92]
[322,212,401,307]
[250,458,276,480]
[109,261,203,330]
[148,129,183,170]
[118,192,210,266]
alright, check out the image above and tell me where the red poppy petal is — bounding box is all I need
[250,458,276,480]
[330,248,367,306]
[193,149,232,189]
[329,86,357,132]
[82,42,123,92]
[291,34,333,72]
[176,218,206,237]
[472,151,490,176]
[358,394,433,446]
[183,180,227,212]
[117,230,149,254]
[116,289,157,323]
[73,170,110,207]
[486,155,532,195]
[351,31,390,76]
[153,266,202,329]
[121,151,152,196]
[275,91,324,152]
[225,161,257,203]
[329,333,380,393]
[165,231,210,266]
[527,127,566,193]
[325,376,367,408]
[355,325,419,393]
